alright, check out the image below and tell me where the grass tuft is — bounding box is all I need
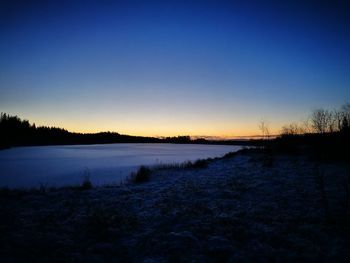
[130,165,151,183]
[154,159,209,170]
[191,159,209,168]
[81,168,93,190]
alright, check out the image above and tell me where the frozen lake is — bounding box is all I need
[0,143,242,188]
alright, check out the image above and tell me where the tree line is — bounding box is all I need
[281,103,350,135]
[273,103,350,160]
[0,113,199,149]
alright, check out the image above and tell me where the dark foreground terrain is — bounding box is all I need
[1,149,349,262]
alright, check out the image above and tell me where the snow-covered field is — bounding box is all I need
[0,143,242,188]
[0,149,349,262]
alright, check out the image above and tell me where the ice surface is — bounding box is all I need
[0,143,242,188]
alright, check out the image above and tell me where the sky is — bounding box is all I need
[1,0,350,137]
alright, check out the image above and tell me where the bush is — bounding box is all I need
[131,166,151,183]
[81,168,93,190]
[191,159,209,168]
[153,159,209,170]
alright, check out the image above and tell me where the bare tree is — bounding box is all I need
[341,103,350,113]
[302,118,313,134]
[281,123,304,135]
[279,103,350,135]
[259,120,270,140]
[340,103,350,132]
[333,109,344,132]
[311,109,333,133]
[341,103,350,120]
[328,111,336,132]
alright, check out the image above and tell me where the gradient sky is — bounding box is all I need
[1,0,350,137]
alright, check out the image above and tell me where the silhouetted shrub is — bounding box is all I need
[153,162,190,170]
[153,159,209,170]
[223,151,239,158]
[191,159,209,168]
[131,166,151,183]
[80,169,93,190]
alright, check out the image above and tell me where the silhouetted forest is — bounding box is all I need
[1,113,266,149]
[0,113,207,148]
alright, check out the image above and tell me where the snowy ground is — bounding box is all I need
[0,149,349,262]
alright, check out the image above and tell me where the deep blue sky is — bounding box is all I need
[1,0,349,136]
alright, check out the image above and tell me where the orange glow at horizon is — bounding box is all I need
[25,115,285,139]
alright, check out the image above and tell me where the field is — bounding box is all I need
[1,148,349,262]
